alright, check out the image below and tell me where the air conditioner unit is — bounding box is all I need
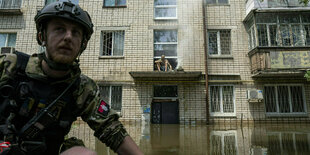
[247,89,263,99]
[1,47,15,54]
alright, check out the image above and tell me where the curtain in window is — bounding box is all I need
[104,0,114,6]
[7,34,16,47]
[208,32,218,55]
[45,0,57,5]
[116,0,126,5]
[155,0,176,5]
[0,34,6,48]
[113,31,124,56]
[280,25,291,46]
[304,25,310,45]
[291,25,303,46]
[155,8,177,18]
[101,86,111,104]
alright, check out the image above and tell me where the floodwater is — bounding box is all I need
[68,121,310,155]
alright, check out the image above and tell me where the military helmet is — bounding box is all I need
[35,0,93,51]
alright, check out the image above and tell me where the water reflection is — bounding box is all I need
[69,121,310,155]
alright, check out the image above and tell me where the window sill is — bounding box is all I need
[99,56,125,59]
[208,55,233,59]
[210,114,236,117]
[102,6,127,8]
[266,113,308,118]
[154,18,178,21]
[206,4,230,6]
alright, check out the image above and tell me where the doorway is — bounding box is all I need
[151,100,179,124]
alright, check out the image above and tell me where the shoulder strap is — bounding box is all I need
[14,51,30,75]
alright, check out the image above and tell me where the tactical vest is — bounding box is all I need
[0,52,81,155]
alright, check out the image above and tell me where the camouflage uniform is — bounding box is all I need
[0,52,128,154]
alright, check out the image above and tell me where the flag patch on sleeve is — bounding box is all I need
[97,100,110,116]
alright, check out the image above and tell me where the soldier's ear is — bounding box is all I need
[38,32,43,44]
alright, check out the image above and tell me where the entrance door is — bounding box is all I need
[151,101,179,124]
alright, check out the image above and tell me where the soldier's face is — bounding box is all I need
[45,17,83,64]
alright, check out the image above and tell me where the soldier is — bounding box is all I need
[0,1,143,155]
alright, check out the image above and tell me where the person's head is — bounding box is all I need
[35,0,93,71]
[161,55,165,60]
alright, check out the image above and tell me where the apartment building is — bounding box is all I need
[1,0,310,124]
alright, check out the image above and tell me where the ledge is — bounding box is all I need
[0,8,22,15]
[208,55,234,59]
[252,70,305,78]
[98,56,125,59]
[129,71,202,81]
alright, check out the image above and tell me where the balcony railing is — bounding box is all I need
[0,0,21,9]
[249,48,310,76]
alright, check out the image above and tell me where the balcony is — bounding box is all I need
[0,0,22,15]
[249,47,309,78]
[245,0,310,17]
[129,71,202,81]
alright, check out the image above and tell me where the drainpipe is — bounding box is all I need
[202,0,209,125]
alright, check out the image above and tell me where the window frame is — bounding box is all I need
[154,0,177,20]
[0,0,22,8]
[206,0,229,5]
[100,85,123,112]
[247,13,310,49]
[208,29,232,56]
[0,33,16,48]
[103,0,126,8]
[153,29,178,71]
[209,85,236,117]
[100,30,125,57]
[45,0,79,5]
[264,84,307,116]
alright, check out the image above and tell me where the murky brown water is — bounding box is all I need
[68,120,310,155]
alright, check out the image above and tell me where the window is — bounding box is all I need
[154,30,178,70]
[103,0,126,7]
[99,86,122,112]
[154,85,178,97]
[154,0,177,19]
[0,33,16,48]
[210,131,237,155]
[45,0,79,5]
[246,13,310,49]
[264,85,306,115]
[206,0,229,4]
[100,31,125,56]
[208,30,231,55]
[209,85,235,116]
[0,0,22,8]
